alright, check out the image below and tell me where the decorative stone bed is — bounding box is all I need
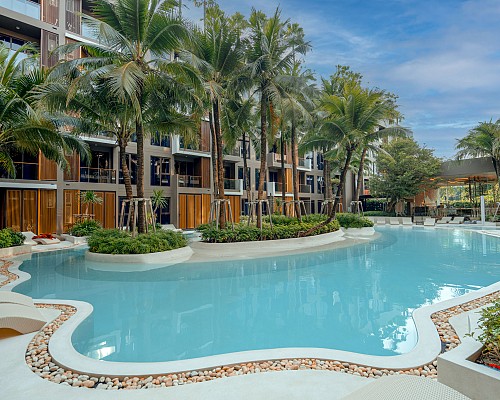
[2,257,500,391]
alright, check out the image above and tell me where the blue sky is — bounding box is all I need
[184,0,500,159]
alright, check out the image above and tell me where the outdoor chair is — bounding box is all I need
[437,217,452,224]
[449,217,465,224]
[389,217,400,225]
[161,224,183,233]
[375,217,386,225]
[424,218,436,226]
[0,292,46,335]
[402,217,414,226]
[21,232,37,245]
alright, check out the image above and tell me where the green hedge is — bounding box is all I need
[68,220,102,237]
[87,229,188,254]
[0,228,25,249]
[363,211,393,217]
[335,213,374,228]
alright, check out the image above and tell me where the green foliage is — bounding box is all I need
[0,228,25,248]
[370,138,442,206]
[363,211,393,217]
[470,301,500,362]
[335,213,374,228]
[68,220,102,237]
[87,229,187,254]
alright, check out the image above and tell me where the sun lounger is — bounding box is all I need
[437,217,452,224]
[375,217,386,225]
[389,217,400,225]
[424,218,436,226]
[0,293,46,334]
[21,232,37,246]
[402,217,413,226]
[161,224,183,233]
[341,375,470,400]
[449,216,465,224]
[33,238,61,245]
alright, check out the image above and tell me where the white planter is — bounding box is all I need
[343,227,376,236]
[60,234,87,244]
[0,244,32,258]
[84,246,193,272]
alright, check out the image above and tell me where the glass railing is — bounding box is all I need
[177,175,202,188]
[299,184,311,193]
[80,167,116,184]
[0,0,40,19]
[224,179,241,191]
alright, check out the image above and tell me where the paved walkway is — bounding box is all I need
[0,329,371,400]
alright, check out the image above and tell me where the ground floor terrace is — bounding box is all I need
[1,226,499,399]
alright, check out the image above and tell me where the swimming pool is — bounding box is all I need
[12,227,500,363]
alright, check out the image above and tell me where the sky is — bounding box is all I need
[183,0,500,159]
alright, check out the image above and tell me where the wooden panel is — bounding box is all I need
[194,195,202,227]
[200,121,210,152]
[22,190,37,232]
[202,194,211,225]
[39,190,57,234]
[65,38,81,61]
[41,30,59,67]
[64,152,80,181]
[178,194,187,229]
[187,195,195,228]
[41,0,59,26]
[104,192,116,229]
[201,158,211,188]
[286,169,293,193]
[63,190,80,232]
[39,153,57,180]
[91,192,105,227]
[65,0,81,34]
[224,196,241,224]
[6,190,21,232]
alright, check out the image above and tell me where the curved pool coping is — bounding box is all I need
[2,245,500,378]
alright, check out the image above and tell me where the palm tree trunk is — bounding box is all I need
[213,99,226,228]
[280,134,286,215]
[136,120,146,233]
[119,140,134,201]
[354,147,368,202]
[257,89,267,228]
[291,122,300,220]
[324,158,333,214]
[242,131,251,208]
[209,111,219,196]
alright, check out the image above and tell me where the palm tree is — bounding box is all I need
[456,119,500,182]
[183,6,245,228]
[53,0,196,233]
[0,44,89,176]
[80,190,103,216]
[247,8,308,226]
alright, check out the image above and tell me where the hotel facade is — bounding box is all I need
[0,0,356,234]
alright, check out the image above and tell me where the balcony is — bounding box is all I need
[299,184,312,194]
[177,175,202,188]
[172,135,210,158]
[266,182,292,197]
[267,152,291,168]
[298,158,312,171]
[79,167,116,184]
[0,0,40,19]
[224,179,243,195]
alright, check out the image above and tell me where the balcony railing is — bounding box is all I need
[177,175,202,188]
[299,184,311,193]
[80,167,116,184]
[224,178,243,193]
[0,0,40,19]
[0,161,38,180]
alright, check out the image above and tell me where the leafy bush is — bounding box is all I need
[363,211,393,217]
[68,220,102,237]
[336,213,374,228]
[470,301,500,365]
[87,229,188,254]
[0,228,25,248]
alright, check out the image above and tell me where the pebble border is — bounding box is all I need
[1,259,499,390]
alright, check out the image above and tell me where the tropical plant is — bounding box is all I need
[80,190,103,216]
[456,119,500,182]
[0,228,25,248]
[53,0,199,233]
[151,189,168,214]
[0,44,89,176]
[68,219,102,237]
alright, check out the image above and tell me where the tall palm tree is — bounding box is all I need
[53,0,196,232]
[0,44,89,176]
[456,119,500,182]
[183,6,245,228]
[247,8,308,226]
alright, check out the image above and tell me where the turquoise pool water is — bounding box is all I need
[13,227,500,362]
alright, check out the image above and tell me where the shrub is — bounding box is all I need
[336,213,374,228]
[87,229,188,254]
[0,228,25,248]
[68,220,102,237]
[363,211,393,217]
[470,301,500,365]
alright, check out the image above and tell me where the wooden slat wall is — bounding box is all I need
[194,195,202,227]
[39,190,57,233]
[39,153,57,180]
[200,121,210,152]
[201,158,211,188]
[22,190,37,232]
[179,194,187,229]
[64,152,80,181]
[286,170,293,193]
[224,196,241,223]
[63,190,80,232]
[41,0,60,26]
[202,194,211,225]
[41,30,59,67]
[65,0,81,34]
[187,195,195,228]
[179,194,212,229]
[6,190,21,232]
[104,192,116,229]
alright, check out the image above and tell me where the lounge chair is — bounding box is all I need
[161,224,183,233]
[424,218,436,226]
[33,237,61,245]
[21,232,37,246]
[449,216,465,224]
[389,217,400,225]
[402,217,413,226]
[0,292,46,334]
[375,217,386,225]
[437,217,452,224]
[341,375,470,400]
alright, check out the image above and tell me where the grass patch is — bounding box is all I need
[87,229,187,255]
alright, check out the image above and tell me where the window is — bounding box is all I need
[255,169,260,190]
[154,198,171,224]
[238,166,250,190]
[150,156,170,186]
[317,176,325,194]
[316,153,324,170]
[119,153,137,185]
[151,133,171,147]
[0,151,38,180]
[306,175,315,194]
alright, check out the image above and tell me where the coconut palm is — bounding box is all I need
[80,190,103,216]
[52,0,198,233]
[456,119,500,182]
[183,6,245,228]
[247,8,309,226]
[0,44,89,176]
